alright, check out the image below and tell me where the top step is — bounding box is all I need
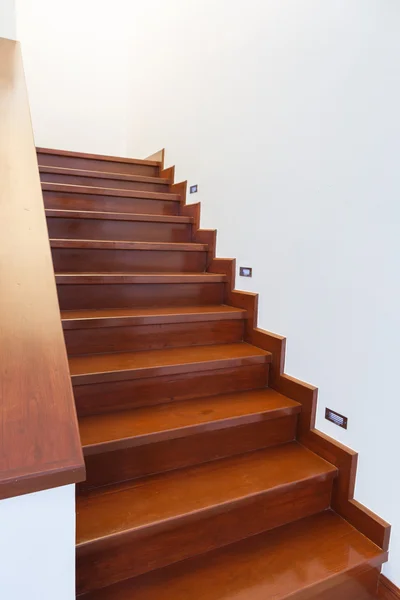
[36,147,160,178]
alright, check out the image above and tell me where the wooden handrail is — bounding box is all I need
[0,38,85,500]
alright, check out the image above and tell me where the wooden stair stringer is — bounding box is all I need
[174,172,391,554]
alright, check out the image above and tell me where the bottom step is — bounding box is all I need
[78,510,386,600]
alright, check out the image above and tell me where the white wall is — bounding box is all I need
[125,0,400,584]
[0,0,16,39]
[0,485,76,599]
[16,0,130,156]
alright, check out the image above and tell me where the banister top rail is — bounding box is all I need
[0,38,85,500]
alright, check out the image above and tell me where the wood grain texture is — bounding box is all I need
[76,444,336,593]
[79,388,300,452]
[76,443,335,543]
[44,190,180,215]
[61,305,246,328]
[42,182,180,201]
[37,147,160,176]
[73,364,269,417]
[46,211,193,243]
[64,319,244,355]
[57,280,226,310]
[69,342,271,385]
[80,414,298,490]
[51,245,207,274]
[78,511,385,600]
[378,575,400,600]
[40,166,171,192]
[0,39,84,499]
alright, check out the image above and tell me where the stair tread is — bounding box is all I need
[50,239,207,251]
[40,165,170,184]
[69,342,271,380]
[79,388,301,453]
[76,442,336,546]
[45,209,193,223]
[37,147,159,166]
[56,272,227,284]
[61,305,246,328]
[42,182,180,201]
[78,510,384,600]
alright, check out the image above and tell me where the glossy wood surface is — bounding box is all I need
[80,415,297,490]
[64,319,244,355]
[37,147,160,176]
[46,211,193,242]
[61,305,246,328]
[69,342,271,385]
[42,182,180,201]
[52,246,207,273]
[40,166,171,192]
[44,190,180,215]
[36,143,389,597]
[77,482,333,594]
[57,281,226,310]
[73,364,269,416]
[46,209,192,223]
[78,511,386,600]
[0,39,84,499]
[79,388,300,452]
[77,442,335,544]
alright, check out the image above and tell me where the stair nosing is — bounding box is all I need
[76,511,385,600]
[81,402,301,456]
[70,344,272,386]
[45,209,193,224]
[36,147,160,166]
[56,272,227,284]
[77,475,336,550]
[39,165,170,184]
[41,182,180,201]
[50,239,207,252]
[62,306,246,329]
[76,443,337,549]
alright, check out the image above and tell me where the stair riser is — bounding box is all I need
[43,191,179,216]
[76,477,333,594]
[52,248,207,274]
[40,172,170,193]
[79,415,297,491]
[74,365,269,417]
[64,320,244,355]
[47,217,192,243]
[57,282,225,310]
[37,152,159,177]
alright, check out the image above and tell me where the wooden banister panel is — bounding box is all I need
[0,38,85,500]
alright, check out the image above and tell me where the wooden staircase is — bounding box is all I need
[38,147,390,600]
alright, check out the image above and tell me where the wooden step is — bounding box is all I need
[37,147,160,177]
[56,272,227,310]
[69,342,271,385]
[79,389,300,490]
[46,209,193,243]
[62,305,245,356]
[50,239,208,274]
[74,364,269,417]
[76,443,337,594]
[61,305,246,328]
[40,166,171,192]
[78,510,385,600]
[42,183,180,216]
